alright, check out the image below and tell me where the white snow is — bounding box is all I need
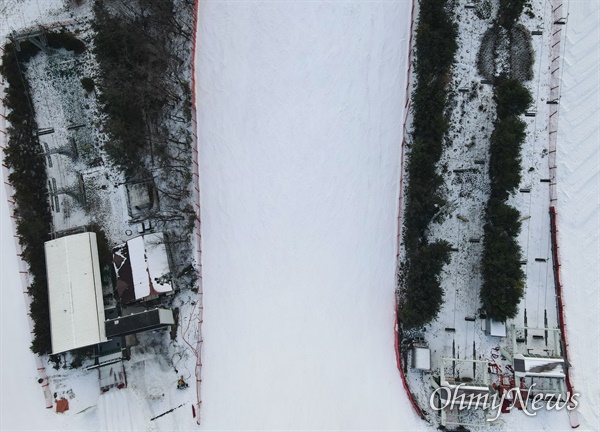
[1,0,598,431]
[195,1,421,430]
[97,388,152,432]
[144,234,172,294]
[555,1,600,430]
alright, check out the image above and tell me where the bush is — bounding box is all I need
[399,240,452,329]
[498,0,527,29]
[81,77,95,93]
[489,115,526,199]
[480,202,524,321]
[510,25,535,82]
[495,78,532,119]
[47,30,86,55]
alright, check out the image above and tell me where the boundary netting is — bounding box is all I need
[547,0,576,406]
[189,0,204,425]
[393,0,425,421]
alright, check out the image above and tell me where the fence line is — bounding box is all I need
[395,1,415,266]
[189,0,204,425]
[547,1,577,413]
[0,70,54,410]
[548,1,565,204]
[393,0,426,421]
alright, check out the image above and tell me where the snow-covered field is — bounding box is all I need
[556,2,600,430]
[194,1,421,430]
[1,0,598,431]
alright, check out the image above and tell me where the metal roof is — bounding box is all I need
[105,308,174,338]
[45,232,107,354]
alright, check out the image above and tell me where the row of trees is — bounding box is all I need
[398,0,457,329]
[480,78,531,321]
[477,0,532,322]
[92,0,194,175]
[0,32,87,354]
[93,0,199,290]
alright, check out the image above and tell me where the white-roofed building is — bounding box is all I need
[411,346,431,371]
[45,232,107,354]
[485,318,507,337]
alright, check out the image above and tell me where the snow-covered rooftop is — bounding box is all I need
[486,319,507,337]
[45,232,107,354]
[412,347,431,371]
[129,232,172,299]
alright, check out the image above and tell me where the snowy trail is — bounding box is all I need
[556,1,600,429]
[97,389,152,432]
[195,2,422,430]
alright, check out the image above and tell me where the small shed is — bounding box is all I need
[411,346,431,371]
[486,318,507,337]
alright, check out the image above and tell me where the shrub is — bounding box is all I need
[399,240,452,329]
[47,30,86,55]
[489,115,526,199]
[81,77,95,93]
[498,0,527,29]
[480,206,524,321]
[494,78,532,119]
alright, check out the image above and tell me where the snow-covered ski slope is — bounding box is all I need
[556,1,600,430]
[194,1,422,430]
